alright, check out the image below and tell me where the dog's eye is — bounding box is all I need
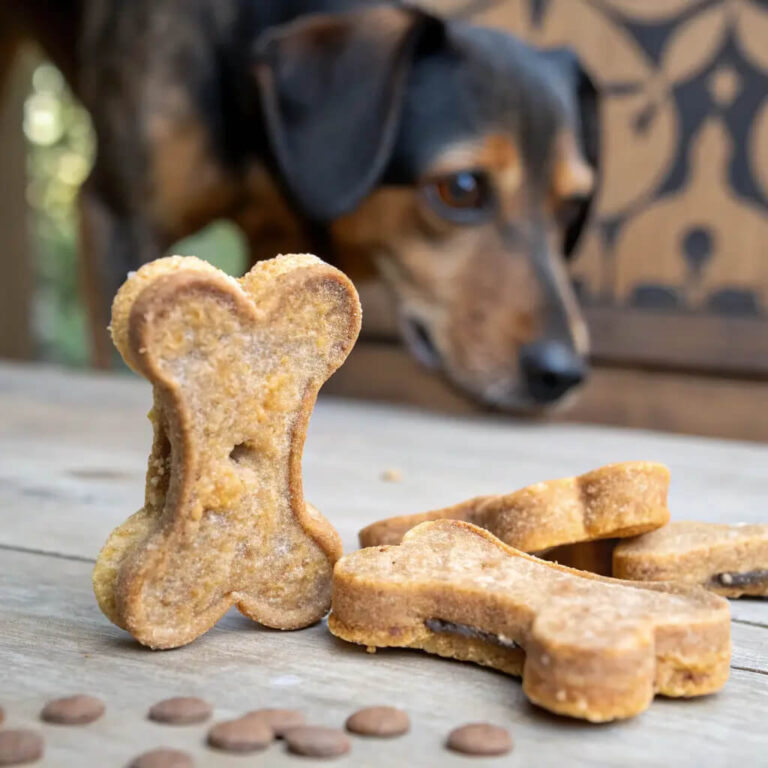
[436,172,487,208]
[424,171,493,222]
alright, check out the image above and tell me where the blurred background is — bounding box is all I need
[2,0,768,441]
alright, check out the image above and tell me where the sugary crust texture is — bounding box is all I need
[358,462,670,551]
[614,521,768,597]
[330,520,731,722]
[93,254,361,648]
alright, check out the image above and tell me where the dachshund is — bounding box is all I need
[4,0,598,410]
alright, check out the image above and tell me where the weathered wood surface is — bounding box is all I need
[324,341,768,442]
[1,361,767,767]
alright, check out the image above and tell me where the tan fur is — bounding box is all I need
[331,132,588,406]
[146,93,241,240]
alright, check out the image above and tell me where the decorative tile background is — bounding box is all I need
[466,0,768,320]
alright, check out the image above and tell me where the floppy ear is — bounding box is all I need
[254,6,440,222]
[564,62,599,257]
[543,48,600,257]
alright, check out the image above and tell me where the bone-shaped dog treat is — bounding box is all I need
[614,521,768,597]
[359,461,670,552]
[330,520,730,722]
[93,254,361,648]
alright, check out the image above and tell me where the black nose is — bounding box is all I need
[519,341,586,404]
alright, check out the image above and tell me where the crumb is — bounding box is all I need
[380,468,402,483]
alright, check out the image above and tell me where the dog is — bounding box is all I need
[4,0,598,410]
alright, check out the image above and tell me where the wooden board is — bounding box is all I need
[323,341,768,443]
[1,362,767,766]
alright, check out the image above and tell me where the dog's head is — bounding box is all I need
[254,5,598,410]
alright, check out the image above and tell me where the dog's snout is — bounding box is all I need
[520,341,586,404]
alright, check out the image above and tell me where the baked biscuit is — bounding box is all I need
[93,254,361,648]
[330,520,730,722]
[614,520,768,597]
[359,462,670,552]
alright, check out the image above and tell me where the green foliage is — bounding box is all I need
[25,62,246,367]
[26,63,93,365]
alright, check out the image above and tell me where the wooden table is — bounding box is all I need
[1,361,766,767]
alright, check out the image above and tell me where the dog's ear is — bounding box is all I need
[543,48,600,257]
[254,6,441,222]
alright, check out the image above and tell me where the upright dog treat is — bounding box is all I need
[93,254,361,649]
[331,520,730,722]
[359,462,670,551]
[614,521,768,597]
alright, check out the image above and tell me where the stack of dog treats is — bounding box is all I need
[349,460,767,722]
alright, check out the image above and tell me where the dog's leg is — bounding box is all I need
[78,180,162,367]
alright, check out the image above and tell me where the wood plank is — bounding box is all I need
[3,361,768,562]
[356,281,768,378]
[585,307,768,376]
[1,547,766,768]
[323,342,768,442]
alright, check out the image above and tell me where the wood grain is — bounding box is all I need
[323,341,768,442]
[0,362,766,766]
[585,307,768,375]
[2,547,767,767]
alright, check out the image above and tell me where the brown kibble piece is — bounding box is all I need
[0,730,44,766]
[148,697,211,725]
[614,521,768,597]
[359,461,670,551]
[330,520,731,722]
[284,726,351,758]
[207,717,273,753]
[241,708,305,737]
[127,748,193,768]
[447,723,512,756]
[345,706,410,737]
[41,694,105,725]
[92,254,360,649]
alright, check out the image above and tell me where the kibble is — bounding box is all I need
[446,722,512,756]
[241,708,305,738]
[284,726,351,758]
[0,730,44,766]
[148,697,211,725]
[127,748,193,768]
[345,706,409,737]
[41,694,105,725]
[207,717,273,753]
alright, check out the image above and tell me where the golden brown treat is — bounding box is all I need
[330,520,731,723]
[93,254,361,649]
[539,538,618,576]
[359,461,670,551]
[614,521,768,597]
